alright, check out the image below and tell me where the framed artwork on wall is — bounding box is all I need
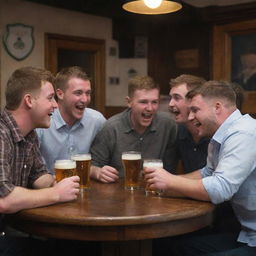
[213,19,256,114]
[3,23,34,61]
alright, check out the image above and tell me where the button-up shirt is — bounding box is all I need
[0,109,48,198]
[201,109,256,246]
[37,108,106,172]
[91,109,177,176]
[174,124,210,173]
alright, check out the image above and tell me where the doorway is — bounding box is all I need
[45,33,106,114]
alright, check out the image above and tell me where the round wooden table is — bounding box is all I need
[8,180,214,241]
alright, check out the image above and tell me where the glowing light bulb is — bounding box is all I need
[143,0,163,9]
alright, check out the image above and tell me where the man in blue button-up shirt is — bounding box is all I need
[145,80,256,255]
[37,66,106,172]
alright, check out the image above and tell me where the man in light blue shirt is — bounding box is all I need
[145,80,256,255]
[37,66,105,172]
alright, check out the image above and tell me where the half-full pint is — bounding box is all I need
[143,159,163,195]
[122,151,142,190]
[54,160,76,182]
[71,154,91,190]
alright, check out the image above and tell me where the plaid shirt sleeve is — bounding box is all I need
[27,134,50,188]
[0,131,15,197]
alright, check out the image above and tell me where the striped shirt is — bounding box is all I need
[0,109,49,198]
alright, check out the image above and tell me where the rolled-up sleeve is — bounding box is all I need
[0,133,15,197]
[202,131,256,204]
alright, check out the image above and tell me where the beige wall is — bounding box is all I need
[0,0,147,108]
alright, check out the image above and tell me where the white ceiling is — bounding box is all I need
[182,0,256,8]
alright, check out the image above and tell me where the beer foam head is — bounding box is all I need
[143,159,163,168]
[122,152,141,160]
[54,160,76,169]
[71,154,91,161]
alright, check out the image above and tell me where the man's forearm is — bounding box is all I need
[33,174,55,189]
[167,175,210,201]
[0,186,59,214]
[90,165,99,180]
[180,169,202,179]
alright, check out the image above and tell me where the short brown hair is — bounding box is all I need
[55,66,90,91]
[6,67,54,110]
[128,76,159,97]
[186,80,236,107]
[230,82,244,111]
[170,74,206,91]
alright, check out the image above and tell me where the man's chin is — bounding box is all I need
[175,116,186,124]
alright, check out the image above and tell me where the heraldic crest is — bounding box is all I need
[3,23,34,61]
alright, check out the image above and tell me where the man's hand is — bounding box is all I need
[144,167,172,191]
[53,176,80,202]
[91,165,119,183]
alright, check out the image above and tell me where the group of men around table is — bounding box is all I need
[0,65,256,256]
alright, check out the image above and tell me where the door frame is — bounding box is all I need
[45,33,105,114]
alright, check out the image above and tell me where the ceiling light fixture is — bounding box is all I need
[122,0,182,15]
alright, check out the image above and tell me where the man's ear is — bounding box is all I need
[125,96,132,108]
[56,88,64,100]
[215,101,222,115]
[23,94,33,109]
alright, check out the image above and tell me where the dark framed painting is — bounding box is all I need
[213,19,256,114]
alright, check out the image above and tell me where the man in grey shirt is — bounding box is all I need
[90,75,177,183]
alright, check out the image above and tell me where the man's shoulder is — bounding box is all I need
[85,108,105,118]
[100,111,127,131]
[155,111,175,124]
[235,114,256,131]
[0,112,14,138]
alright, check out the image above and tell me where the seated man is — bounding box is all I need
[0,67,80,255]
[90,75,177,183]
[37,66,106,172]
[145,80,256,256]
[169,74,209,173]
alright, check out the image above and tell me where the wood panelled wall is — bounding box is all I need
[148,22,211,95]
[105,2,256,118]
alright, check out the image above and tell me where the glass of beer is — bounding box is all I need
[54,160,76,182]
[143,159,163,195]
[71,154,91,190]
[122,151,142,190]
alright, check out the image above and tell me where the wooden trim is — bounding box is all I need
[212,19,256,114]
[44,33,106,114]
[105,106,127,119]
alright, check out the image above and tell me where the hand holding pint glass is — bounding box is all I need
[143,159,163,195]
[54,160,77,182]
[122,151,142,190]
[71,154,91,190]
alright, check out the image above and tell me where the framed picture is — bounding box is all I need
[3,23,34,61]
[213,19,256,114]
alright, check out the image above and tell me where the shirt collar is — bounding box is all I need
[178,123,209,144]
[53,108,83,130]
[3,109,37,144]
[212,109,242,144]
[122,108,157,134]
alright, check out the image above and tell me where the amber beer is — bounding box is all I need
[54,160,76,182]
[71,154,91,190]
[122,151,142,190]
[143,159,163,195]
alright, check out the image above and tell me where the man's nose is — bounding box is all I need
[52,98,58,108]
[146,103,153,110]
[169,98,174,108]
[188,111,194,121]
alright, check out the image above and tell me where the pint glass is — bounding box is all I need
[54,160,76,182]
[71,154,91,190]
[143,159,163,195]
[122,151,142,190]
